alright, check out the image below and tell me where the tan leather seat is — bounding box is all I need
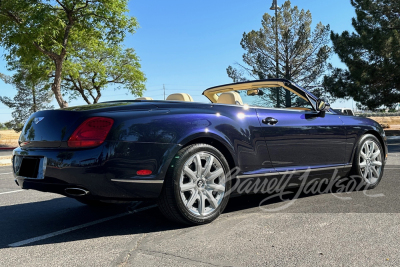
[217,92,243,105]
[136,97,153,100]
[166,93,194,102]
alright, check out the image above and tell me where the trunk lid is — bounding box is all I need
[19,101,157,148]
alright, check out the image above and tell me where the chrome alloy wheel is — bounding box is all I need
[359,140,383,184]
[179,152,226,217]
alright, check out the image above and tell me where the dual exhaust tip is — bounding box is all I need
[65,188,89,197]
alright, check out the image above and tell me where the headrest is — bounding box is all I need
[217,92,243,105]
[136,97,153,100]
[166,93,194,102]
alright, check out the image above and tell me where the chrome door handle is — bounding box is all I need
[262,117,278,125]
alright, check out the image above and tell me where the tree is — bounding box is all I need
[227,0,332,107]
[324,0,400,110]
[0,72,53,132]
[0,0,141,108]
[62,40,146,104]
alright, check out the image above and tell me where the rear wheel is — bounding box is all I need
[158,144,231,225]
[350,134,384,189]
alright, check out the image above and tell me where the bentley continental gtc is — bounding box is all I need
[12,79,387,225]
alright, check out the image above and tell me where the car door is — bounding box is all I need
[256,108,347,175]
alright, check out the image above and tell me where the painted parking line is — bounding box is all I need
[8,204,158,247]
[0,172,12,175]
[0,190,23,195]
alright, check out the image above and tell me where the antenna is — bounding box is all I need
[163,84,165,100]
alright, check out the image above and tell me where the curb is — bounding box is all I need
[0,147,16,151]
[0,158,12,166]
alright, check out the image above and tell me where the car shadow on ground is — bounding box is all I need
[1,180,390,249]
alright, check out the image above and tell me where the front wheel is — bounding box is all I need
[158,144,231,225]
[350,134,385,189]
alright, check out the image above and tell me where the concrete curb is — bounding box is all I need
[0,159,12,166]
[0,147,16,151]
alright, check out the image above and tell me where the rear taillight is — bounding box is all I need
[68,117,114,148]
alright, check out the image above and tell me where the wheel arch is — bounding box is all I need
[181,136,237,171]
[350,130,386,164]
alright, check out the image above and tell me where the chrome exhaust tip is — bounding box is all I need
[65,188,89,197]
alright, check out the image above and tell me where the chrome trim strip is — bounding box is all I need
[111,179,164,184]
[237,165,353,179]
[236,172,279,179]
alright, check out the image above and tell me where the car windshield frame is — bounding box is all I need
[202,79,318,111]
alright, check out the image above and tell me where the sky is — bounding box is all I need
[0,0,358,123]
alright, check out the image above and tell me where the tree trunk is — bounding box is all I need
[52,59,68,108]
[32,86,37,112]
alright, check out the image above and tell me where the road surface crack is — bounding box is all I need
[137,248,234,266]
[118,233,147,267]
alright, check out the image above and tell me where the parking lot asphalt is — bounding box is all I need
[0,139,399,266]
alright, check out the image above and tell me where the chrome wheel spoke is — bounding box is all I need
[184,166,197,181]
[207,184,225,192]
[371,167,379,178]
[204,190,218,209]
[371,151,380,159]
[363,167,369,179]
[194,154,202,177]
[359,162,367,168]
[181,182,196,192]
[368,142,375,157]
[198,191,206,215]
[186,189,198,208]
[360,151,368,160]
[206,168,224,181]
[364,143,370,157]
[202,155,214,177]
[371,161,382,167]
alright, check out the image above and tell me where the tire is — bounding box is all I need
[158,144,232,225]
[349,134,385,189]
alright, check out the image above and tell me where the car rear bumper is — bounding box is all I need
[12,142,178,200]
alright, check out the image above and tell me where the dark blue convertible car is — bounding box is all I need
[12,79,387,224]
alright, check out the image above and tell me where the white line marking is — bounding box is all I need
[8,204,157,247]
[0,172,12,175]
[0,190,23,195]
[385,168,400,169]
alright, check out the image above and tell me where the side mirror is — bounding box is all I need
[316,98,331,112]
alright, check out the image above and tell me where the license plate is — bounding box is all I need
[13,156,47,179]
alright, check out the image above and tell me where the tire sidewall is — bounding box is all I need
[171,144,231,224]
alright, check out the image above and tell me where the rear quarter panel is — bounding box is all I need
[100,103,270,178]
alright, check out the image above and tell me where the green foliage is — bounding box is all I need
[0,0,145,107]
[324,0,400,110]
[0,122,9,130]
[63,40,146,104]
[227,0,332,106]
[0,72,53,132]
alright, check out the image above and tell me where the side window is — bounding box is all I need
[239,87,313,110]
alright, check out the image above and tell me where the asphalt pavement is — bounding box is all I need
[0,139,399,266]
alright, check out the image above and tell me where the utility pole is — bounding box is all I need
[163,84,165,100]
[270,0,280,107]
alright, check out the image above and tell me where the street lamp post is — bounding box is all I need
[270,0,280,107]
